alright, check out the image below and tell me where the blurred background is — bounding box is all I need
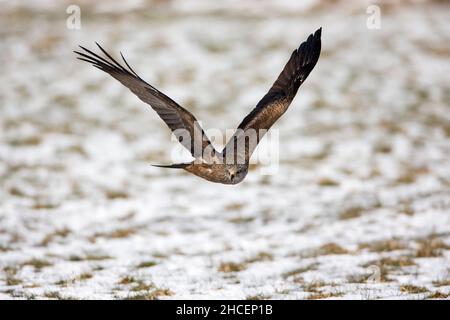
[0,0,449,299]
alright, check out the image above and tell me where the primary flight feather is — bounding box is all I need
[75,28,322,184]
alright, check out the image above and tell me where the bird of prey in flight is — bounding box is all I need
[75,28,321,184]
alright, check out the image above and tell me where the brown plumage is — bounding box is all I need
[75,28,322,184]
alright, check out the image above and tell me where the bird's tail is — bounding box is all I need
[152,163,190,169]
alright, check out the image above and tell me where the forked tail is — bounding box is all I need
[151,163,190,169]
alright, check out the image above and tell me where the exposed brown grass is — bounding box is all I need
[339,206,364,220]
[374,142,392,154]
[218,262,246,273]
[6,277,22,286]
[362,257,416,268]
[68,253,111,261]
[8,135,41,146]
[78,272,93,281]
[104,189,129,200]
[120,279,174,300]
[137,261,158,268]
[400,285,429,294]
[55,272,93,286]
[21,258,53,270]
[44,291,77,300]
[302,280,328,292]
[217,252,273,273]
[317,243,349,255]
[358,239,406,252]
[32,201,59,210]
[317,177,339,187]
[415,237,450,258]
[283,263,319,279]
[393,166,428,185]
[125,288,173,300]
[298,242,349,258]
[246,294,271,300]
[39,228,70,246]
[245,252,273,263]
[227,216,255,224]
[118,276,136,285]
[427,291,449,299]
[131,281,156,292]
[432,279,450,287]
[9,186,27,197]
[399,202,415,216]
[224,202,246,211]
[307,291,343,300]
[93,227,138,239]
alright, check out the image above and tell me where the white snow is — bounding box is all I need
[0,0,449,299]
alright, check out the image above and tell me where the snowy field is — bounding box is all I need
[0,0,449,299]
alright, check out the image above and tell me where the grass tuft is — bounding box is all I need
[218,262,246,273]
[21,258,53,270]
[400,285,429,294]
[137,261,158,268]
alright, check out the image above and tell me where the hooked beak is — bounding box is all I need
[229,168,236,181]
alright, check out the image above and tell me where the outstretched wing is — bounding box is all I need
[223,28,322,164]
[74,44,218,163]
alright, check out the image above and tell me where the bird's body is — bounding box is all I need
[75,28,322,184]
[185,163,248,185]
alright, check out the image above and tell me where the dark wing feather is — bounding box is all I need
[223,28,322,164]
[74,44,217,163]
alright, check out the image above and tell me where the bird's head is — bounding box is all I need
[226,164,248,184]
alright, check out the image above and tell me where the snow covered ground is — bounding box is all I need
[0,0,449,299]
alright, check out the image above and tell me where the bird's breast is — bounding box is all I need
[185,164,234,184]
